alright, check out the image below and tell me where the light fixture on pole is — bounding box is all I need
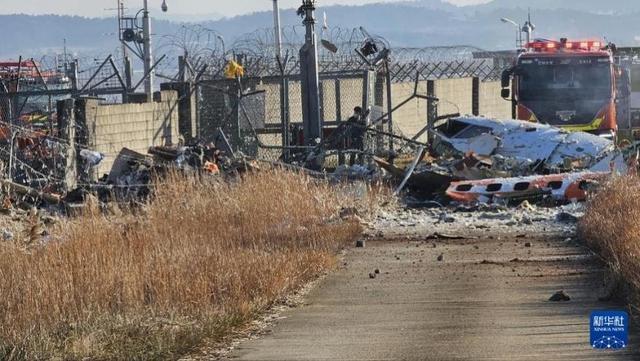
[500,17,522,50]
[319,11,338,54]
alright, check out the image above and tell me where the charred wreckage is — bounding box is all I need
[377,116,638,206]
[0,69,637,213]
[0,0,637,213]
[1,105,635,216]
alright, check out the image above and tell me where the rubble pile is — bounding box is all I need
[0,205,59,248]
[331,164,382,182]
[88,141,245,206]
[0,136,243,214]
[367,200,585,239]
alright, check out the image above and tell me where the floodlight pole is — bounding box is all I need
[299,0,322,147]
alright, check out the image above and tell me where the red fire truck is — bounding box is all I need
[501,38,630,138]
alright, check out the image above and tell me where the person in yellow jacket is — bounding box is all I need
[224,60,244,79]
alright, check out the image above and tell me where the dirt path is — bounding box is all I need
[225,208,640,360]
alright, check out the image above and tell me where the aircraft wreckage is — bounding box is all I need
[378,116,637,204]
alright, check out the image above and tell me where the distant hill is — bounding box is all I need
[0,14,181,58]
[155,12,223,22]
[2,0,640,59]
[199,2,640,49]
[395,0,458,10]
[472,0,640,14]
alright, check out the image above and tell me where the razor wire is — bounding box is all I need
[153,25,508,82]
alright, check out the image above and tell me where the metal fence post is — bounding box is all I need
[335,78,345,165]
[472,76,480,116]
[426,80,437,146]
[280,76,290,161]
[375,70,385,154]
[362,70,375,165]
[385,62,394,154]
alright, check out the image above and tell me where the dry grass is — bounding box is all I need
[579,175,640,300]
[0,170,364,360]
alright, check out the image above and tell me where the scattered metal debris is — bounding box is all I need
[394,146,426,195]
[375,157,452,194]
[549,290,571,302]
[425,232,474,240]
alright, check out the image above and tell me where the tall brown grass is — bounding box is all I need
[0,170,363,360]
[579,175,640,299]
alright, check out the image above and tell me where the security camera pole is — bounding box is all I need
[117,1,167,101]
[142,0,154,102]
[299,0,322,147]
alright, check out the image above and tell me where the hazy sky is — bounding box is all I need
[0,0,490,18]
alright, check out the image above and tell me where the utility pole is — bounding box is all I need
[117,1,128,61]
[299,0,322,147]
[63,38,68,72]
[116,0,133,98]
[273,0,283,59]
[273,0,290,161]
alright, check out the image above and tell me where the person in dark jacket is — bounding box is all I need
[347,106,366,165]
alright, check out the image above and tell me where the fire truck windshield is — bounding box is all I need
[518,60,612,102]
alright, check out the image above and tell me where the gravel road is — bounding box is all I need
[225,206,640,360]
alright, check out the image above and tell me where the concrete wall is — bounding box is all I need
[388,78,512,140]
[200,75,510,149]
[82,90,179,175]
[386,81,429,139]
[479,81,512,119]
[255,82,282,125]
[435,78,474,116]
[161,82,198,139]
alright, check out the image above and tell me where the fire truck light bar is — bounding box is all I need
[526,39,605,53]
